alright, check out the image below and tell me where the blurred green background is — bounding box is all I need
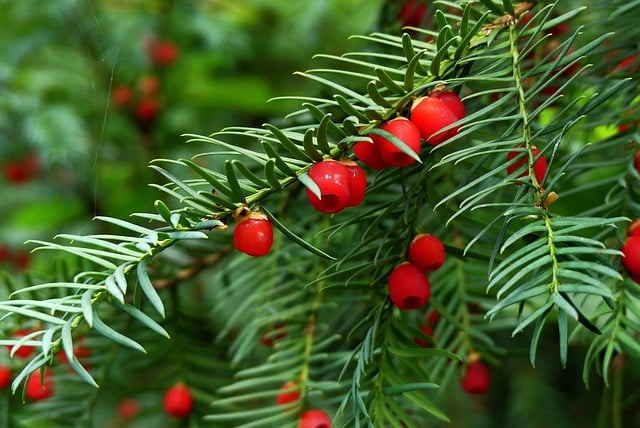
[0,0,386,276]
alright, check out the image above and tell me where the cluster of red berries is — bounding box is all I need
[305,159,366,214]
[1,153,39,185]
[353,90,464,172]
[388,234,446,310]
[0,364,55,401]
[275,380,331,427]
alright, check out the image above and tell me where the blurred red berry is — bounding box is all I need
[276,381,301,407]
[13,251,31,271]
[0,365,11,390]
[150,41,179,66]
[299,409,332,428]
[163,383,193,418]
[7,329,35,359]
[26,368,54,401]
[0,244,10,263]
[135,98,160,124]
[506,146,547,184]
[138,75,161,96]
[118,397,140,420]
[2,153,39,184]
[260,323,286,347]
[398,0,428,28]
[461,361,490,395]
[112,85,133,107]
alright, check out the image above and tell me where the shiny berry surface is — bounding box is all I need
[388,262,431,310]
[353,140,387,170]
[408,234,446,272]
[234,215,274,257]
[342,161,367,207]
[373,117,422,167]
[164,383,193,419]
[306,160,352,214]
[299,409,332,428]
[410,96,460,145]
[622,236,640,276]
[430,90,465,119]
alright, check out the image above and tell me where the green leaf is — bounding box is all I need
[137,259,165,318]
[225,160,246,203]
[263,123,313,162]
[92,311,145,353]
[298,172,321,200]
[261,141,297,176]
[262,206,336,260]
[116,301,170,338]
[317,113,333,155]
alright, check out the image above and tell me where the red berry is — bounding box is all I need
[7,329,35,359]
[13,251,31,271]
[150,41,179,66]
[353,140,388,170]
[408,234,446,272]
[118,397,140,420]
[163,383,193,419]
[0,365,11,390]
[135,98,160,124]
[430,90,465,120]
[461,361,490,395]
[26,368,54,401]
[506,146,547,184]
[138,75,161,96]
[112,85,133,107]
[276,381,301,407]
[233,213,274,257]
[628,219,640,238]
[387,262,431,310]
[622,236,640,276]
[259,323,287,346]
[373,117,422,167]
[413,324,434,347]
[635,152,640,175]
[305,160,352,214]
[398,0,428,28]
[410,96,460,145]
[2,154,39,184]
[341,160,367,207]
[299,409,332,428]
[615,55,638,72]
[426,309,440,325]
[0,244,10,263]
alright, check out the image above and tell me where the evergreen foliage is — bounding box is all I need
[1,0,640,427]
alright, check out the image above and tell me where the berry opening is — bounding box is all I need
[403,296,422,309]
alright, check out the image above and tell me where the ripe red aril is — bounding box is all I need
[635,152,640,175]
[628,218,640,238]
[26,368,54,401]
[276,381,301,407]
[118,397,140,420]
[299,409,332,428]
[150,41,180,67]
[429,90,465,120]
[506,146,547,184]
[164,383,193,419]
[410,96,460,145]
[353,135,388,170]
[341,160,367,207]
[305,160,352,214]
[388,262,431,310]
[233,212,274,257]
[461,361,491,395]
[259,322,286,346]
[0,365,11,390]
[7,329,35,359]
[135,98,160,124]
[112,85,133,107]
[372,117,422,167]
[622,236,640,277]
[408,234,446,272]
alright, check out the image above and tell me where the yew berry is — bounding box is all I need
[353,139,388,170]
[13,251,31,271]
[112,85,133,107]
[410,96,460,145]
[233,212,274,257]
[408,234,446,272]
[0,244,9,263]
[135,98,160,124]
[414,324,434,348]
[118,397,140,420]
[342,160,367,207]
[150,41,180,67]
[388,262,431,310]
[276,381,301,407]
[163,383,193,419]
[260,323,286,346]
[506,146,547,184]
[461,361,490,395]
[0,365,11,390]
[138,75,161,96]
[621,236,640,277]
[299,409,332,428]
[7,329,35,359]
[628,218,640,238]
[372,117,422,167]
[26,368,54,401]
[2,154,39,184]
[398,0,428,28]
[430,90,465,120]
[306,160,352,214]
[635,152,640,175]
